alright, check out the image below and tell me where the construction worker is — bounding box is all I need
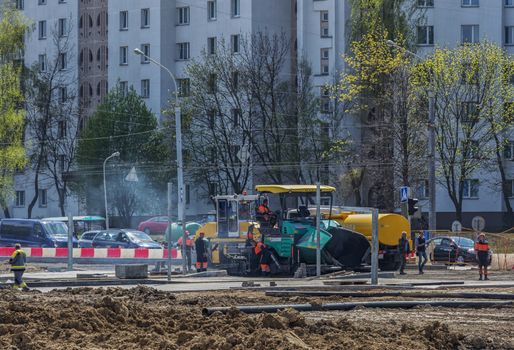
[195,232,209,272]
[257,198,276,227]
[475,232,490,281]
[259,243,272,276]
[398,231,410,275]
[9,243,29,291]
[178,231,194,272]
[416,231,428,274]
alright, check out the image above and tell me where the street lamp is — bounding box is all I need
[103,151,120,229]
[133,48,186,277]
[386,40,437,233]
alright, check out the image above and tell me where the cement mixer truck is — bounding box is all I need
[325,209,410,270]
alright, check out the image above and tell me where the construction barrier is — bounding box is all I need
[0,247,182,260]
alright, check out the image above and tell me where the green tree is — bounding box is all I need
[0,5,29,217]
[76,84,170,226]
[412,42,514,223]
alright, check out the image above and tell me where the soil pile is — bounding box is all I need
[0,286,512,349]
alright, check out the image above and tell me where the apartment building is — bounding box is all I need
[414,0,514,229]
[7,0,81,219]
[4,0,513,228]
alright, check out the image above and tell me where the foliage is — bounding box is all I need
[76,85,170,226]
[0,5,30,217]
[411,41,514,222]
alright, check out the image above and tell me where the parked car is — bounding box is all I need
[0,219,78,247]
[90,229,162,249]
[428,236,492,265]
[137,216,170,235]
[78,230,102,248]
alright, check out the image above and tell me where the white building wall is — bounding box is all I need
[7,1,80,219]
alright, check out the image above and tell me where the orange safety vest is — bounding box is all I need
[474,241,489,252]
[185,238,193,247]
[255,242,264,255]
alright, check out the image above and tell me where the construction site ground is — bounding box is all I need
[0,265,513,349]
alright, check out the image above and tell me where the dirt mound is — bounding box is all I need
[0,287,511,349]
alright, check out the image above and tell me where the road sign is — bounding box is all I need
[125,167,138,182]
[399,186,410,203]
[451,220,462,233]
[471,216,485,231]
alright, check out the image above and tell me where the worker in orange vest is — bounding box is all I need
[178,231,194,272]
[474,232,490,281]
[195,232,209,272]
[259,243,272,276]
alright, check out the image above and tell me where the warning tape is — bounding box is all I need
[0,247,182,260]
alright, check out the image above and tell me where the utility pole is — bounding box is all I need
[315,181,321,277]
[428,91,437,234]
[167,183,173,281]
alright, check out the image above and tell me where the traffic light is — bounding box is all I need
[408,198,419,216]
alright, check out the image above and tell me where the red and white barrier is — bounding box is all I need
[0,247,182,259]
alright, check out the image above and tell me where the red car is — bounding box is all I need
[137,216,169,235]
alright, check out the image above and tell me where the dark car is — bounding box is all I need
[90,229,162,249]
[0,219,78,247]
[137,216,170,235]
[78,230,102,248]
[428,236,492,265]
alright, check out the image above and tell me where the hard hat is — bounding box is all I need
[478,232,485,237]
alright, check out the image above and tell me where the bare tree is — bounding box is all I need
[24,18,77,218]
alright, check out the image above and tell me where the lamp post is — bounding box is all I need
[103,151,120,229]
[386,40,436,233]
[134,48,186,276]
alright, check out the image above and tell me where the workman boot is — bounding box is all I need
[484,275,489,281]
[479,274,483,281]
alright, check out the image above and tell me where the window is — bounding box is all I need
[208,182,217,197]
[15,191,25,207]
[15,0,24,10]
[120,11,128,30]
[141,8,150,28]
[178,78,190,97]
[231,109,242,127]
[504,140,514,160]
[58,0,66,3]
[38,189,47,207]
[38,54,46,72]
[140,44,150,63]
[177,42,190,60]
[461,25,479,44]
[59,154,65,172]
[418,0,434,6]
[207,109,216,128]
[186,184,191,205]
[119,81,128,96]
[141,79,150,98]
[208,74,217,94]
[119,46,128,65]
[207,37,216,55]
[38,20,47,39]
[231,34,240,53]
[58,18,67,37]
[416,180,430,199]
[505,179,514,198]
[462,179,479,198]
[320,48,329,75]
[58,87,67,103]
[177,7,190,25]
[59,53,67,70]
[38,0,46,4]
[320,11,329,37]
[465,140,480,159]
[462,0,479,6]
[207,0,217,20]
[506,26,514,45]
[320,96,331,113]
[232,71,239,90]
[460,101,479,122]
[417,26,434,45]
[58,120,66,139]
[231,0,240,17]
[507,0,514,6]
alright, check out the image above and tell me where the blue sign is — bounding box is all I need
[400,186,409,203]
